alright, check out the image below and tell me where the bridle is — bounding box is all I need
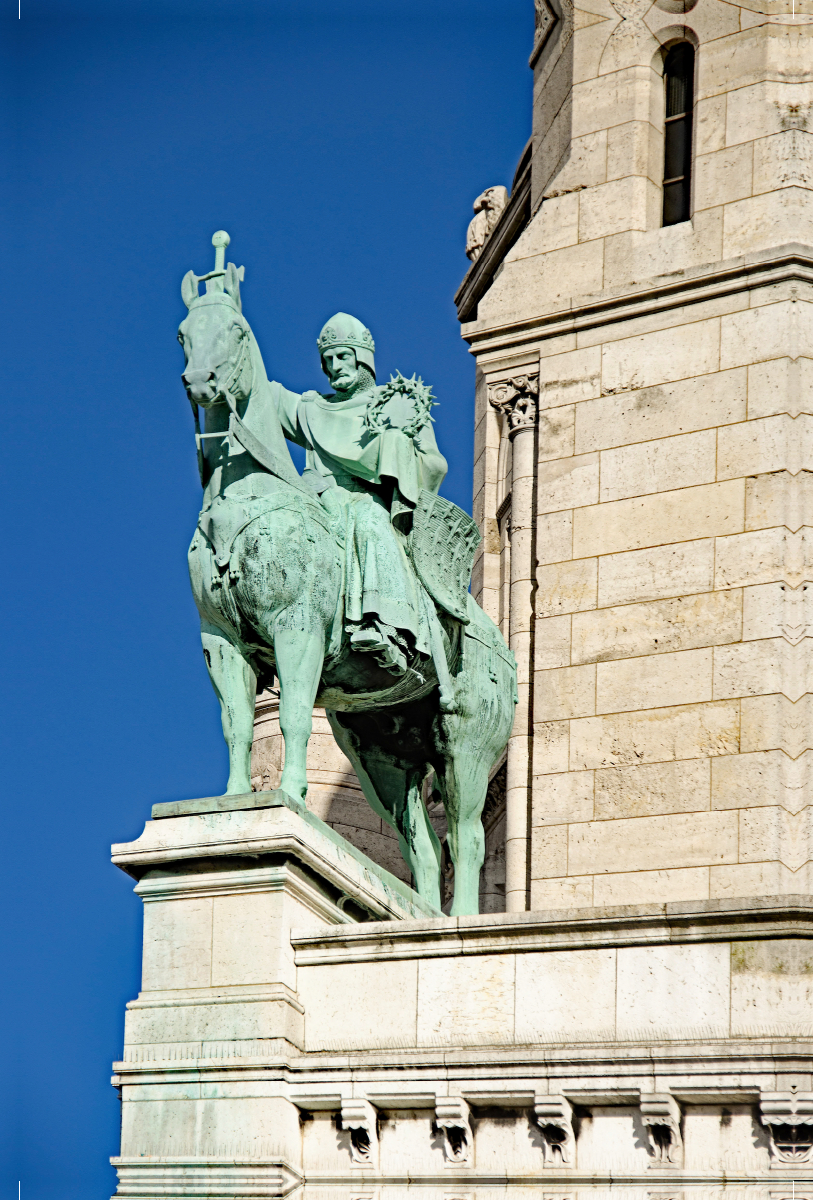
[188,320,251,483]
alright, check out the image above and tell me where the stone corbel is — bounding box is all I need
[341,1098,379,1167]
[488,375,539,437]
[760,1091,813,1166]
[640,1093,683,1167]
[435,1097,473,1166]
[534,1094,575,1165]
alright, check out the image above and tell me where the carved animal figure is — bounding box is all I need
[465,186,509,262]
[178,234,516,914]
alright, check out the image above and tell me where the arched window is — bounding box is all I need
[662,43,695,226]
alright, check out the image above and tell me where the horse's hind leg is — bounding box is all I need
[325,710,443,910]
[200,619,257,796]
[273,629,325,802]
[436,733,490,916]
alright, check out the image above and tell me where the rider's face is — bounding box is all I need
[323,348,359,392]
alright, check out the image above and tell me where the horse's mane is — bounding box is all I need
[246,326,271,397]
[241,319,300,465]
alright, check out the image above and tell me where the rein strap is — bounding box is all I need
[227,410,327,497]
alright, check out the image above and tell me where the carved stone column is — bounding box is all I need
[489,374,539,912]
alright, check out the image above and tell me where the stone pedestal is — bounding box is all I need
[110,791,437,1198]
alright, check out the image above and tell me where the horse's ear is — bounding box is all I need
[225,262,244,311]
[181,270,200,309]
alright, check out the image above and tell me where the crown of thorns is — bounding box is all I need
[364,371,437,439]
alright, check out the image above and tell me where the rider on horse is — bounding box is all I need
[269,313,450,680]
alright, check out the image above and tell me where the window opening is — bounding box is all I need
[662,42,695,226]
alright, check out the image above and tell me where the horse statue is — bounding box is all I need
[178,232,516,915]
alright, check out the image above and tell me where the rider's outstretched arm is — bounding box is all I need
[267,379,308,449]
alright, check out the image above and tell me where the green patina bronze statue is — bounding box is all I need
[179,232,517,914]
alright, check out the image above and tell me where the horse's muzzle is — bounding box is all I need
[182,369,217,403]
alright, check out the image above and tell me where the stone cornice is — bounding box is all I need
[112,1037,813,1080]
[461,243,813,360]
[292,894,813,965]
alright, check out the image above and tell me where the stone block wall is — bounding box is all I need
[489,2,813,325]
[527,284,813,910]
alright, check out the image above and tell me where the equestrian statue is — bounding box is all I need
[179,231,517,915]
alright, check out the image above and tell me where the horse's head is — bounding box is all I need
[178,231,253,409]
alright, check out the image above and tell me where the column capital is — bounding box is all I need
[488,374,539,436]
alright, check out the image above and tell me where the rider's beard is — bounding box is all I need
[332,365,375,400]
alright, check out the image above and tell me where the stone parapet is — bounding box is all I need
[110,834,813,1197]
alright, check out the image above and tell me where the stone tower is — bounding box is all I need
[459,0,813,913]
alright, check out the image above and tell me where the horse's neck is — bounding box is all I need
[204,330,296,469]
[242,333,297,462]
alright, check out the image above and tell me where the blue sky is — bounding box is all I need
[3,1,530,1194]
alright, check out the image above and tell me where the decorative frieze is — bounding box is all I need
[435,1097,473,1166]
[534,1094,575,1165]
[488,375,539,436]
[640,1094,683,1167]
[760,1092,813,1166]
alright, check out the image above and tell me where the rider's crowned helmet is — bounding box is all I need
[317,313,376,379]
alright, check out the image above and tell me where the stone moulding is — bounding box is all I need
[110,1158,303,1198]
[462,244,813,356]
[113,791,440,923]
[290,895,813,966]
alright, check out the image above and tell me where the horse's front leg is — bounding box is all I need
[273,628,325,801]
[200,619,257,795]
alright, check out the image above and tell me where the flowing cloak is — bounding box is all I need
[270,381,448,656]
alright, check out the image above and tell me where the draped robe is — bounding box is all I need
[271,382,448,656]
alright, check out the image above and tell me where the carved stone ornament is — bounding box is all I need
[466,186,509,262]
[534,1094,575,1165]
[760,1092,813,1166]
[640,1094,683,1167]
[488,374,540,436]
[341,1098,379,1166]
[530,0,557,64]
[435,1097,473,1166]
